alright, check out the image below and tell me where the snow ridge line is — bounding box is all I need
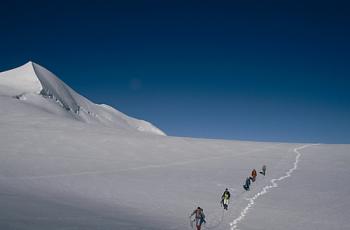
[229,144,319,230]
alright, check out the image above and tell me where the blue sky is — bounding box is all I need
[1,0,349,143]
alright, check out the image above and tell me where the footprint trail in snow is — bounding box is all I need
[229,144,318,230]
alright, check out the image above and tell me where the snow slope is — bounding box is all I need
[0,63,349,230]
[0,62,165,136]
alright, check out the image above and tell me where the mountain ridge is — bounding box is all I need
[0,61,165,136]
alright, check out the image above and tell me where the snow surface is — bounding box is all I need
[0,63,349,230]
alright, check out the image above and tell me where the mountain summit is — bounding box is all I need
[0,61,165,136]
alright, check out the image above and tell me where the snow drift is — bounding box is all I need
[0,61,165,136]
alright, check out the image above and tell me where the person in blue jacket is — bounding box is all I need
[243,177,251,191]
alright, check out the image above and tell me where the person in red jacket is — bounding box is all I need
[250,169,257,182]
[190,207,206,230]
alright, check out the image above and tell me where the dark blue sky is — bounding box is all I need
[1,0,349,143]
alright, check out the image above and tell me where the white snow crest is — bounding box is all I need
[0,62,166,136]
[0,61,42,95]
[229,144,319,230]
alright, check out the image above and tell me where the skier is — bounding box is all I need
[190,207,206,230]
[260,165,267,176]
[221,188,231,210]
[243,177,251,191]
[250,169,257,182]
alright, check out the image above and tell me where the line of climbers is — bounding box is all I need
[244,164,266,190]
[190,164,267,230]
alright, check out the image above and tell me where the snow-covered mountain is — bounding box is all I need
[0,62,349,230]
[0,61,165,136]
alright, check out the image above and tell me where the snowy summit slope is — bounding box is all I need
[0,62,349,230]
[0,62,165,136]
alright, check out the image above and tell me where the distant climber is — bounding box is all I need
[260,165,267,176]
[243,177,251,191]
[250,169,257,182]
[221,188,231,210]
[190,207,206,230]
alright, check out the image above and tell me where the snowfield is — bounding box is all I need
[0,63,349,230]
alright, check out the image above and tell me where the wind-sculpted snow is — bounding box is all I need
[229,144,319,230]
[0,62,165,135]
[0,61,41,95]
[32,63,80,113]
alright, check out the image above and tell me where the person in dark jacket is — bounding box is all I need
[243,177,251,191]
[260,165,267,176]
[221,188,231,210]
